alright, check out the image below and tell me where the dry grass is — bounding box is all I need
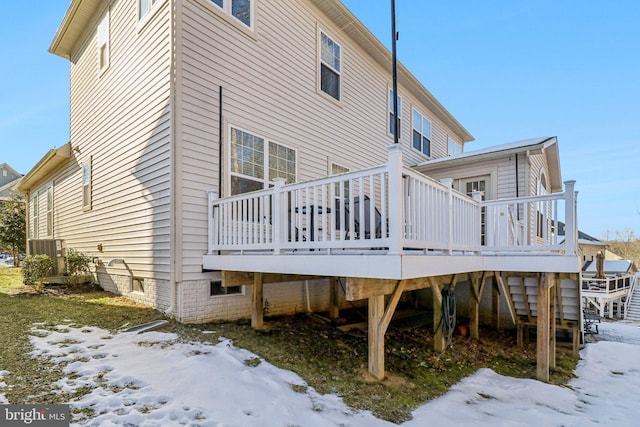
[1,268,579,423]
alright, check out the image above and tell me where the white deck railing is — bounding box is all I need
[207,145,577,256]
[582,275,633,295]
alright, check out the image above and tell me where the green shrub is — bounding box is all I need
[65,249,93,286]
[22,254,55,291]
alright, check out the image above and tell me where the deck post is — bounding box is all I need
[550,277,557,369]
[563,180,577,255]
[251,272,264,328]
[272,178,286,255]
[386,145,404,255]
[469,273,483,340]
[207,190,218,255]
[492,279,501,330]
[431,280,445,352]
[537,273,552,382]
[368,295,385,380]
[329,277,340,319]
[440,178,454,255]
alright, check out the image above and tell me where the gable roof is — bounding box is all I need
[0,163,22,179]
[49,0,474,144]
[415,136,562,193]
[583,260,635,275]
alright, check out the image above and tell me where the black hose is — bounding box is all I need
[442,286,456,347]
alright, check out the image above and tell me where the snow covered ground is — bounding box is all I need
[1,320,640,426]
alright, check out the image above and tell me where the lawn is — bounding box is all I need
[0,267,579,423]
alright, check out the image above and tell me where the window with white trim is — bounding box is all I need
[139,0,158,19]
[82,158,92,210]
[46,186,53,237]
[97,10,110,74]
[32,194,39,239]
[230,127,296,195]
[320,31,341,101]
[389,89,402,138]
[331,163,350,198]
[210,0,253,28]
[412,109,431,156]
[448,138,462,156]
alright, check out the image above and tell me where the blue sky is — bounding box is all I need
[1,1,639,239]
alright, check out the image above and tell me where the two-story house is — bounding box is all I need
[0,163,22,201]
[19,0,581,381]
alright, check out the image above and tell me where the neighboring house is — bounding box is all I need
[0,163,22,201]
[19,0,581,380]
[555,221,607,266]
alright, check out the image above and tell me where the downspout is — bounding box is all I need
[391,0,399,145]
[218,86,223,198]
[166,0,178,318]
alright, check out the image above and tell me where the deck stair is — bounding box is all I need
[504,274,580,324]
[624,275,640,321]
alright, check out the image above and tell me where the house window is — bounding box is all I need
[448,138,462,156]
[83,158,92,210]
[331,163,350,198]
[412,109,431,156]
[209,0,253,28]
[210,280,242,296]
[388,89,402,138]
[320,32,341,101]
[32,194,39,239]
[131,277,144,293]
[2,170,6,177]
[139,0,158,19]
[97,11,110,74]
[46,186,53,237]
[230,127,296,195]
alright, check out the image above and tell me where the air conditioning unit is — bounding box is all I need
[28,239,66,275]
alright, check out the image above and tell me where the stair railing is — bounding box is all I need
[624,274,639,319]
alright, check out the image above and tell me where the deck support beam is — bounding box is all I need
[329,277,340,319]
[550,282,557,369]
[367,280,406,380]
[537,272,556,382]
[251,272,264,329]
[469,272,486,340]
[431,279,445,353]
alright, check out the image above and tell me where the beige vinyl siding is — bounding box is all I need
[177,0,467,278]
[65,0,172,279]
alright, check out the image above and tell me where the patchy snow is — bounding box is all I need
[18,320,640,426]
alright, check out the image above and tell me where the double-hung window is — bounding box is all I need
[83,158,92,210]
[448,138,462,156]
[230,127,296,195]
[412,109,431,156]
[331,163,350,198]
[32,194,39,239]
[97,11,110,74]
[210,0,253,29]
[389,89,402,138]
[46,186,53,237]
[320,32,341,101]
[139,0,158,19]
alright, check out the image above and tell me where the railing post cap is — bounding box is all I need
[273,177,286,186]
[387,144,402,154]
[440,178,453,185]
[564,180,576,186]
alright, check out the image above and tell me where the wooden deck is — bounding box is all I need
[203,146,581,382]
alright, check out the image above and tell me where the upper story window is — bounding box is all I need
[210,0,253,29]
[448,138,462,156]
[412,109,431,157]
[388,89,402,138]
[83,158,92,211]
[139,0,159,19]
[320,32,341,101]
[97,10,110,74]
[230,127,296,195]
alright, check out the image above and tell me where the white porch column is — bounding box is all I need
[387,145,404,255]
[563,180,577,255]
[440,178,454,255]
[207,190,218,255]
[272,178,286,255]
